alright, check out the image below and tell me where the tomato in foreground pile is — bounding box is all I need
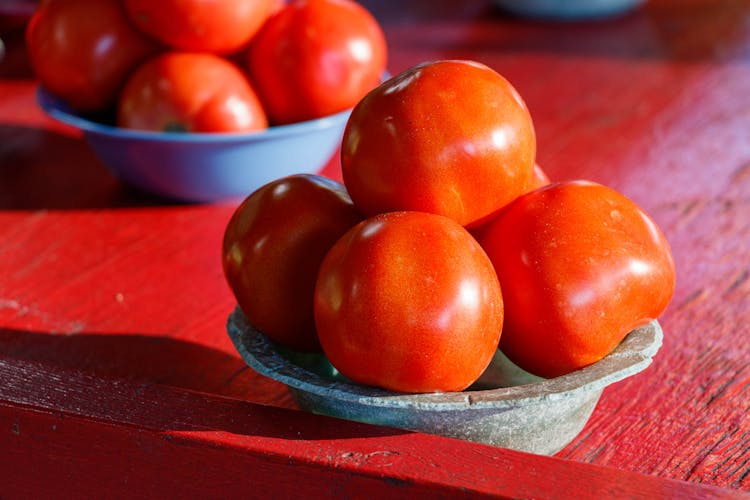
[341,60,536,228]
[219,59,675,392]
[314,211,504,393]
[529,164,551,191]
[222,175,362,352]
[479,181,676,378]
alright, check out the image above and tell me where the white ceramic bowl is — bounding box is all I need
[38,87,352,202]
[494,0,645,20]
[227,307,663,455]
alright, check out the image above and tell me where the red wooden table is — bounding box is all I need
[1,1,749,497]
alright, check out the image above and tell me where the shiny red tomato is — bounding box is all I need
[246,0,387,125]
[25,0,159,112]
[123,0,275,54]
[478,180,676,378]
[117,52,268,133]
[222,174,362,352]
[314,211,504,393]
[341,60,537,228]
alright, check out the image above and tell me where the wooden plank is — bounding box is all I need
[0,356,741,499]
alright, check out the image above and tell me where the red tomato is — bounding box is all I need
[222,174,362,352]
[341,60,536,228]
[314,211,504,393]
[469,163,551,242]
[117,52,268,133]
[528,163,551,191]
[478,180,676,378]
[25,0,160,112]
[247,0,387,125]
[270,0,287,13]
[123,0,275,54]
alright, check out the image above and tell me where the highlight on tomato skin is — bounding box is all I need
[478,180,676,379]
[313,210,504,394]
[222,174,363,353]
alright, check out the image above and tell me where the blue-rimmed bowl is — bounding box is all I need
[37,87,353,202]
[227,307,663,455]
[494,0,645,20]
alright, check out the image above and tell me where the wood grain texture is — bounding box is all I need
[0,356,740,499]
[1,0,750,495]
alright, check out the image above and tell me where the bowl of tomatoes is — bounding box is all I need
[37,86,357,202]
[227,307,663,455]
[220,59,676,455]
[29,0,387,202]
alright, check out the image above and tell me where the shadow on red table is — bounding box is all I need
[0,325,411,441]
[0,327,269,399]
[0,125,194,209]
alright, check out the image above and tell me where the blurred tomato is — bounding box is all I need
[270,0,287,13]
[314,211,504,393]
[247,0,387,125]
[123,0,275,54]
[528,163,551,191]
[223,175,362,352]
[25,0,160,112]
[117,52,268,133]
[341,60,536,228]
[479,181,676,378]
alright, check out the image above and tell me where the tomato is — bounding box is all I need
[341,60,536,228]
[314,211,504,393]
[246,0,387,125]
[25,0,160,112]
[469,162,551,243]
[123,0,275,54]
[529,163,551,191]
[222,174,362,352]
[478,180,676,378]
[270,0,287,13]
[117,52,268,133]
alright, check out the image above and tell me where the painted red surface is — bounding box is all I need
[1,0,749,496]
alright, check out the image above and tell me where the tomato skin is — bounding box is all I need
[247,0,387,125]
[478,180,676,378]
[314,211,504,393]
[222,175,362,352]
[25,0,160,112]
[117,52,268,133]
[528,163,551,191]
[123,0,275,54]
[469,162,551,241]
[341,60,536,228]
